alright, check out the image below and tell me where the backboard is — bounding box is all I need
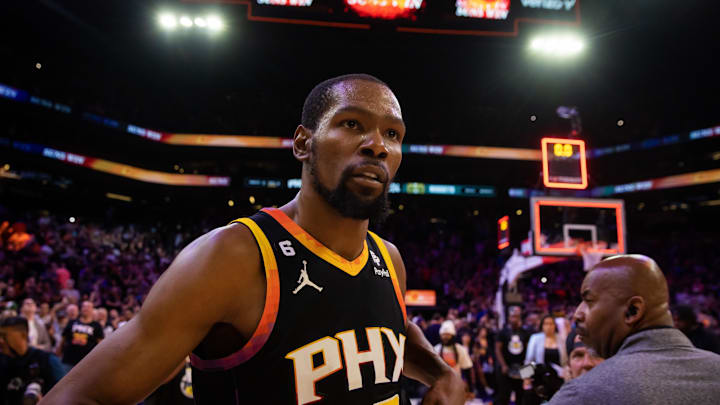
[530,196,627,257]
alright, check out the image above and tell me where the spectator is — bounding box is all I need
[93,307,114,337]
[525,315,567,377]
[674,305,720,354]
[0,317,65,404]
[56,301,104,371]
[37,302,52,327]
[59,279,80,305]
[65,304,78,322]
[19,299,52,352]
[495,305,530,405]
[434,321,473,394]
[425,313,444,346]
[564,330,603,380]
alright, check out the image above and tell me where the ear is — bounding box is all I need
[293,125,312,164]
[624,296,645,325]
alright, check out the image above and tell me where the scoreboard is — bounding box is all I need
[541,137,588,189]
[185,0,580,36]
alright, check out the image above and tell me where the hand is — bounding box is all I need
[421,370,466,405]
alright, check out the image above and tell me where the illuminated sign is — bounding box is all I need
[497,215,510,250]
[405,290,436,306]
[258,0,313,5]
[455,0,510,20]
[346,0,424,19]
[0,84,28,102]
[245,177,283,188]
[520,0,576,11]
[541,137,588,189]
[186,0,580,36]
[8,139,231,187]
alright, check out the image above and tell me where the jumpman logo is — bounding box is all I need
[293,260,323,295]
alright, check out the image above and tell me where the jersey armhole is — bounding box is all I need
[368,231,407,324]
[190,218,280,371]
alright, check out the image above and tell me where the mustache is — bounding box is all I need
[345,160,390,181]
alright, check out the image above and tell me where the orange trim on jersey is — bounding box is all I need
[368,231,407,324]
[190,217,280,371]
[261,208,369,276]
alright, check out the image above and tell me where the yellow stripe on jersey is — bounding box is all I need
[368,232,407,324]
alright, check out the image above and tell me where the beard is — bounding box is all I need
[309,149,391,225]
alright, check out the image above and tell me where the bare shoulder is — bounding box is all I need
[154,221,263,324]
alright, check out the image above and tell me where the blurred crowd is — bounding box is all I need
[1,207,719,404]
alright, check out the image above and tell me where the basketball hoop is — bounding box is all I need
[577,242,603,271]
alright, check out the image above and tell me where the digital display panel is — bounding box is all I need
[541,137,588,189]
[497,215,510,250]
[180,0,580,36]
[345,0,424,19]
[405,290,436,306]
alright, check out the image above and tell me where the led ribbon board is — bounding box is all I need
[541,137,588,189]
[181,0,580,36]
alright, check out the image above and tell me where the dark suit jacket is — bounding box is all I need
[549,327,720,404]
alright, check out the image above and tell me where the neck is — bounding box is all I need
[634,307,674,333]
[281,187,369,261]
[80,315,92,323]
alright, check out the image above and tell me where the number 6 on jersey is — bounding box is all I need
[279,240,296,256]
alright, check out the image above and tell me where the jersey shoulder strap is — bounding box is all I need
[367,231,407,323]
[190,215,280,371]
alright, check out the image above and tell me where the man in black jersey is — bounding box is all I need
[42,74,465,404]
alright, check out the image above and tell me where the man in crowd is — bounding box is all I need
[549,255,720,404]
[0,317,65,404]
[56,301,103,371]
[20,299,51,352]
[564,330,603,380]
[495,305,530,405]
[674,305,720,354]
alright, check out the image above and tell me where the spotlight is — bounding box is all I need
[516,209,522,216]
[249,196,256,204]
[158,13,177,30]
[398,204,404,211]
[179,16,193,28]
[529,34,585,57]
[69,217,76,223]
[228,200,235,207]
[207,15,224,31]
[2,164,9,171]
[617,119,624,127]
[541,277,548,284]
[35,63,42,70]
[530,115,537,122]
[194,17,207,27]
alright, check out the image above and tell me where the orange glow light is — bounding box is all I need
[541,137,588,189]
[345,0,424,20]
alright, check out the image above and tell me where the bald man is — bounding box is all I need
[548,255,720,404]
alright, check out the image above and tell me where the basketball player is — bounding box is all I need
[41,74,465,404]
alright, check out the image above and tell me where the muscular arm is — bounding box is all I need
[41,224,264,405]
[383,240,465,404]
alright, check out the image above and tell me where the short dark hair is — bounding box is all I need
[0,316,29,334]
[301,74,390,131]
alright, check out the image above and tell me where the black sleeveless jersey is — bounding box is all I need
[190,208,407,405]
